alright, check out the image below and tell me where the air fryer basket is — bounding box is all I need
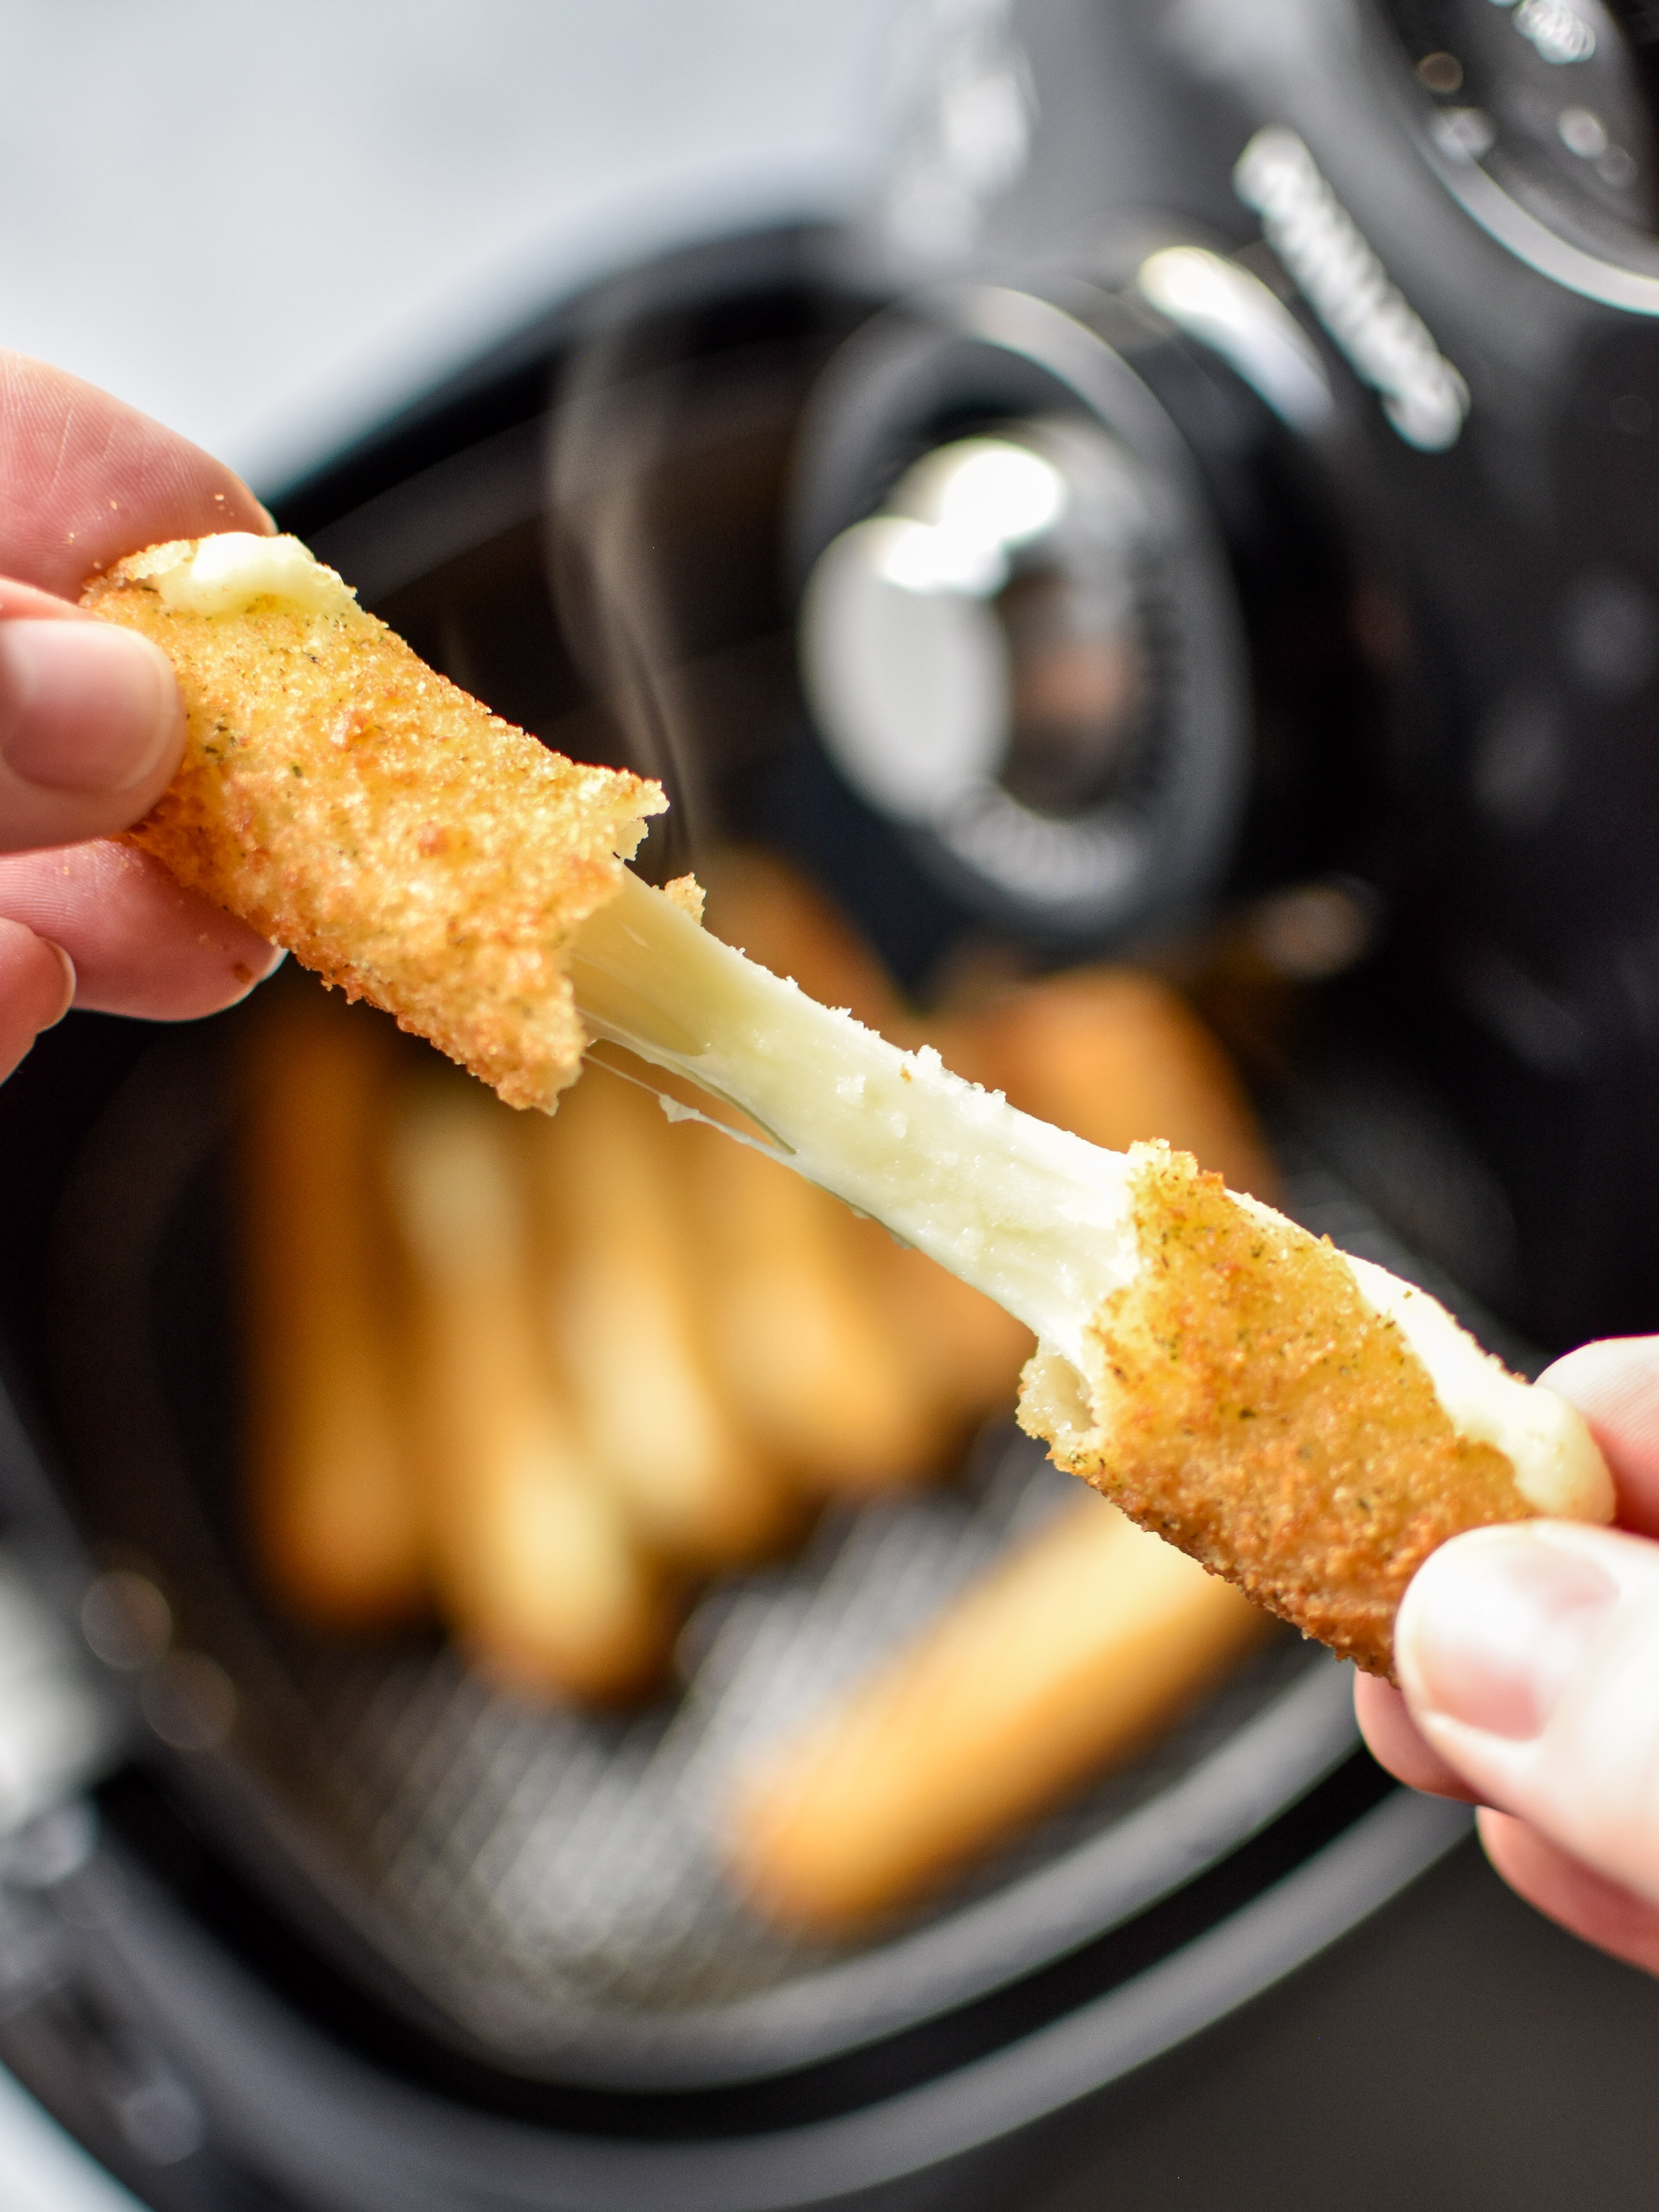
[45,1019,1358,2088]
[19,233,1490,2116]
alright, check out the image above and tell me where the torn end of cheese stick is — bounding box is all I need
[1017,1145,1613,1674]
[387,1082,672,1702]
[865,969,1281,1428]
[571,873,1614,1679]
[83,535,663,1111]
[240,988,425,1627]
[727,1496,1272,1932]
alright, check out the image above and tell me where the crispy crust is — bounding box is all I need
[1017,1142,1537,1676]
[83,542,663,1108]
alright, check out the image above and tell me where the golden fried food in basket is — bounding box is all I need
[387,1079,670,1700]
[240,986,424,1626]
[728,1492,1270,1930]
[528,1069,795,1564]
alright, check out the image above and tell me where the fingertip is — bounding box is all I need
[0,916,80,1083]
[0,618,184,848]
[39,938,75,1026]
[1537,1337,1659,1538]
[1395,1522,1618,1744]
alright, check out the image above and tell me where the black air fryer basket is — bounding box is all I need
[20,0,1659,2186]
[0,224,1475,2209]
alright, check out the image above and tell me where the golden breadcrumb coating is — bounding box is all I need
[83,540,663,1109]
[1018,1142,1537,1677]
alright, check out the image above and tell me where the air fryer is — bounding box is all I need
[2,4,1659,2208]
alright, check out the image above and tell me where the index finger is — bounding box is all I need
[0,352,269,600]
[1536,1337,1659,1539]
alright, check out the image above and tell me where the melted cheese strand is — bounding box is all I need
[569,873,1137,1366]
[574,878,1613,1530]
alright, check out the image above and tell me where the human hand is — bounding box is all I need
[1357,1334,1659,1974]
[0,351,280,1082]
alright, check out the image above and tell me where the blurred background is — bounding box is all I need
[8,2,1659,2208]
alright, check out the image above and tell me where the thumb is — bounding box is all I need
[1396,1519,1659,1907]
[0,607,182,852]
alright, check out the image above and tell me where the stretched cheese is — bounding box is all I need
[87,532,1615,1679]
[571,873,1613,1676]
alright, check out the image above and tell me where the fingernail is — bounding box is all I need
[41,941,75,1027]
[1397,1527,1618,1740]
[0,621,181,795]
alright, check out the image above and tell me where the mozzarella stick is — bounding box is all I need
[529,1070,795,1565]
[387,1083,668,1701]
[90,532,1615,1676]
[571,875,1614,1677]
[728,1497,1271,1929]
[84,534,662,1111]
[240,989,424,1626]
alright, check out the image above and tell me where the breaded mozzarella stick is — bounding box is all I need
[240,989,424,1625]
[529,1070,795,1565]
[388,1082,669,1700]
[84,535,663,1110]
[570,872,1613,1677]
[729,1496,1270,1929]
[89,534,1614,1677]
